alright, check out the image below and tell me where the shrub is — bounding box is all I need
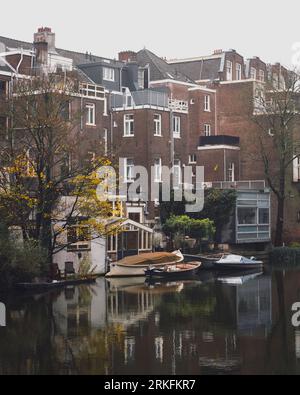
[269,247,300,266]
[0,238,47,288]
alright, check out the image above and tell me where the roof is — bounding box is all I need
[167,54,224,82]
[136,48,195,83]
[0,35,115,66]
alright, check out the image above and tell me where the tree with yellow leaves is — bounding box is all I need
[0,72,120,265]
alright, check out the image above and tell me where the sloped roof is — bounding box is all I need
[136,48,195,83]
[167,55,223,81]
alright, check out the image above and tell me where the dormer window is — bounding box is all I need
[226,60,233,81]
[236,63,242,80]
[103,67,115,82]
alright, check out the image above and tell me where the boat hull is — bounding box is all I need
[213,263,263,270]
[106,251,184,278]
[145,263,201,279]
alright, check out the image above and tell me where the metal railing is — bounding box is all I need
[111,90,188,112]
[203,180,266,190]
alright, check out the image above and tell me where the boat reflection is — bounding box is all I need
[2,267,300,375]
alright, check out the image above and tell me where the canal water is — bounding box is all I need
[0,266,300,375]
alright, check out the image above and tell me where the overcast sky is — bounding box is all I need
[1,0,300,67]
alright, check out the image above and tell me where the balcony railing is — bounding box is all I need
[79,83,105,99]
[203,180,266,190]
[111,89,188,112]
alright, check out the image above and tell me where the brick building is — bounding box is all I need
[1,28,299,248]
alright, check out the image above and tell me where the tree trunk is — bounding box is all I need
[275,196,285,247]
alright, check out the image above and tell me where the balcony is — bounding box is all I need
[199,135,240,147]
[204,180,266,190]
[111,89,188,112]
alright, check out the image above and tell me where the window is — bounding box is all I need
[173,159,181,188]
[138,68,149,89]
[103,97,108,115]
[154,158,162,182]
[124,158,135,183]
[154,114,162,136]
[226,60,233,81]
[204,95,211,112]
[228,162,235,182]
[190,98,195,105]
[104,129,108,156]
[250,67,257,80]
[238,207,257,225]
[236,63,242,80]
[124,114,134,137]
[189,154,197,164]
[0,81,7,96]
[259,208,269,225]
[173,116,181,138]
[259,69,265,82]
[86,103,95,125]
[204,124,211,136]
[293,156,300,182]
[67,225,91,252]
[103,67,115,82]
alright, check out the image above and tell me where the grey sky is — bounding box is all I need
[1,0,299,67]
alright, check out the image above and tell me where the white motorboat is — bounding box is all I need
[105,250,184,278]
[214,254,264,270]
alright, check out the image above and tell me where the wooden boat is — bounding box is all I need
[16,276,97,292]
[105,250,184,278]
[213,255,264,270]
[145,262,201,279]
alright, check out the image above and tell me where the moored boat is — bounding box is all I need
[105,250,184,278]
[145,262,201,279]
[214,255,264,270]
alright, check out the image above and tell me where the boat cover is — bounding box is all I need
[117,251,182,266]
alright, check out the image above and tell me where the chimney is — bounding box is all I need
[34,27,56,53]
[213,49,223,55]
[118,51,137,63]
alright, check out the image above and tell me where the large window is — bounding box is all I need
[250,67,257,80]
[154,158,162,182]
[103,67,115,82]
[173,159,181,188]
[173,116,181,138]
[226,60,233,81]
[238,207,257,225]
[293,156,300,182]
[204,123,211,136]
[228,162,235,182]
[124,158,135,183]
[154,114,162,136]
[124,114,134,137]
[259,208,269,225]
[86,103,95,125]
[204,95,211,112]
[259,69,265,82]
[236,63,242,80]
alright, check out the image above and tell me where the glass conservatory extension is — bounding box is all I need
[236,191,271,243]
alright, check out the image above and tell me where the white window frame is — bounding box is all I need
[228,162,235,182]
[124,114,134,137]
[226,60,233,81]
[103,67,115,82]
[154,114,162,136]
[259,69,265,82]
[204,95,211,112]
[173,115,181,138]
[250,67,257,80]
[204,123,211,136]
[86,103,96,126]
[189,154,197,164]
[173,159,182,188]
[154,158,162,183]
[293,156,300,182]
[124,158,135,183]
[236,63,242,80]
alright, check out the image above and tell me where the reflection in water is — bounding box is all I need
[1,268,300,375]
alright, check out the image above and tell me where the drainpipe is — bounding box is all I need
[224,149,227,181]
